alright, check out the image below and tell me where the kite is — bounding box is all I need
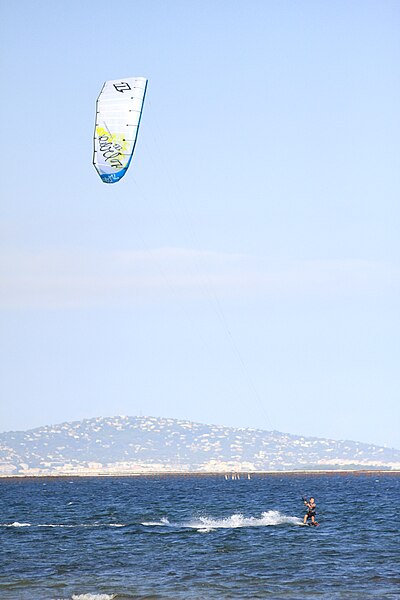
[93,77,147,183]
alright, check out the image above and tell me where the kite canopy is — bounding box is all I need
[93,77,148,184]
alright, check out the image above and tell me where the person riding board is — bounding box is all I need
[303,496,317,525]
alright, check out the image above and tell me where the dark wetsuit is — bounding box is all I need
[306,502,316,519]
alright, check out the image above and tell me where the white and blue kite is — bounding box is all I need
[93,77,147,184]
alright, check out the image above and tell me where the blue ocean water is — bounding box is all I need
[0,474,399,599]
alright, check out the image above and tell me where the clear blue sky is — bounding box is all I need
[1,0,399,448]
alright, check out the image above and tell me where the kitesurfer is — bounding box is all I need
[303,496,317,525]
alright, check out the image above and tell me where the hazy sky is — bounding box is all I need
[1,0,399,448]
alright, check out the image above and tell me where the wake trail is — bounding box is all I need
[141,510,303,532]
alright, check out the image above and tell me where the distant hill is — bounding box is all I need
[1,416,399,475]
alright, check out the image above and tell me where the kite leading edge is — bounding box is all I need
[93,77,148,184]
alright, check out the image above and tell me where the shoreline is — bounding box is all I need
[1,469,399,480]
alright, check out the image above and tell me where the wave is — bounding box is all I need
[142,510,302,531]
[141,517,170,526]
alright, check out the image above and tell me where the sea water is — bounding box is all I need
[0,474,399,599]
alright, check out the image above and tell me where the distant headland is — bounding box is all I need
[1,416,399,476]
